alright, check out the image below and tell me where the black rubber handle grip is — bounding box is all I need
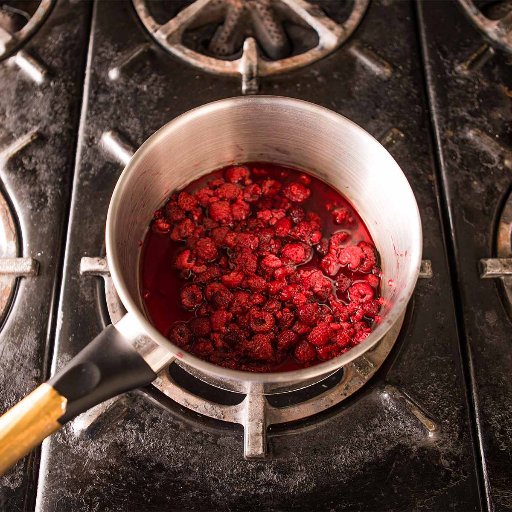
[49,324,157,423]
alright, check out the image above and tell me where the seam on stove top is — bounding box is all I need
[34,2,96,510]
[414,3,492,512]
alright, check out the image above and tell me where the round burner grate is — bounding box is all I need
[133,0,369,93]
[458,0,512,53]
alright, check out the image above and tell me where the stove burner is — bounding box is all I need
[78,256,434,458]
[133,0,369,93]
[458,0,512,53]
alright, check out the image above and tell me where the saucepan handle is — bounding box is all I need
[0,315,157,475]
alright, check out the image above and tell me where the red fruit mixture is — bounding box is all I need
[141,163,382,372]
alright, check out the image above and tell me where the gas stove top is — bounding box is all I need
[0,0,510,510]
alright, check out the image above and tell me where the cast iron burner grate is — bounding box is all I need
[458,0,512,53]
[0,0,53,59]
[133,0,368,93]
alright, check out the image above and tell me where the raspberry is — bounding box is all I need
[225,165,250,183]
[175,249,196,270]
[177,191,197,211]
[348,282,374,303]
[195,237,217,261]
[170,218,195,241]
[361,299,381,318]
[245,275,266,292]
[209,201,232,223]
[293,321,311,335]
[320,254,339,276]
[232,200,250,221]
[236,233,259,250]
[267,280,286,295]
[281,243,309,264]
[317,344,340,361]
[293,221,322,245]
[243,183,262,202]
[194,266,221,284]
[221,271,244,288]
[274,265,294,280]
[261,179,281,196]
[180,285,203,310]
[193,339,214,356]
[329,232,350,254]
[277,330,298,351]
[277,308,295,329]
[153,218,171,234]
[307,323,332,346]
[336,274,352,293]
[211,226,230,246]
[211,310,232,331]
[190,318,211,337]
[316,238,329,256]
[365,273,380,288]
[218,183,241,201]
[261,254,282,269]
[168,322,192,347]
[358,242,377,272]
[195,187,214,206]
[297,303,319,325]
[251,293,266,306]
[205,282,233,309]
[250,310,275,333]
[262,299,282,312]
[233,250,258,273]
[224,231,238,249]
[165,201,186,222]
[245,334,274,361]
[331,207,351,224]
[338,245,364,270]
[298,174,311,185]
[283,182,310,203]
[275,218,292,237]
[294,341,316,363]
[290,207,305,224]
[231,291,252,313]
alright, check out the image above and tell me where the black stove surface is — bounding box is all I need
[35,1,480,511]
[419,2,512,510]
[1,0,510,510]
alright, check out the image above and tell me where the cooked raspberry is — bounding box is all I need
[320,254,339,276]
[205,282,229,300]
[329,299,350,321]
[168,322,192,347]
[358,242,377,272]
[245,275,266,292]
[365,273,380,288]
[195,187,214,206]
[258,232,282,254]
[361,299,381,318]
[348,282,375,303]
[261,179,281,196]
[211,226,230,246]
[293,221,322,245]
[231,291,252,313]
[190,317,211,337]
[275,218,293,237]
[297,303,319,325]
[221,271,244,288]
[251,293,266,306]
[153,218,171,234]
[165,201,186,222]
[225,323,248,346]
[294,341,316,363]
[193,266,221,284]
[236,233,259,250]
[317,344,340,361]
[192,264,207,274]
[193,339,214,356]
[338,245,364,270]
[180,285,203,309]
[293,321,311,335]
[195,237,217,261]
[177,191,197,211]
[209,201,232,223]
[243,183,262,202]
[245,334,274,361]
[261,254,282,269]
[217,183,241,201]
[170,218,196,241]
[232,200,250,221]
[290,207,305,224]
[283,182,311,203]
[335,329,353,348]
[331,207,351,224]
[336,274,352,293]
[224,231,238,249]
[250,310,275,333]
[316,238,329,256]
[279,283,299,302]
[281,243,309,264]
[307,323,332,346]
[205,283,233,309]
[277,330,299,351]
[277,308,295,329]
[329,232,350,254]
[233,250,258,273]
[273,265,294,280]
[211,310,232,331]
[263,299,282,312]
[225,165,250,183]
[354,322,371,342]
[208,178,225,189]
[175,249,196,270]
[267,280,286,295]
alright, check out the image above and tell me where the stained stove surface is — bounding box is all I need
[33,1,482,511]
[0,1,91,511]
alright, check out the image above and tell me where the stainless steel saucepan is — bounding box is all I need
[0,96,422,474]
